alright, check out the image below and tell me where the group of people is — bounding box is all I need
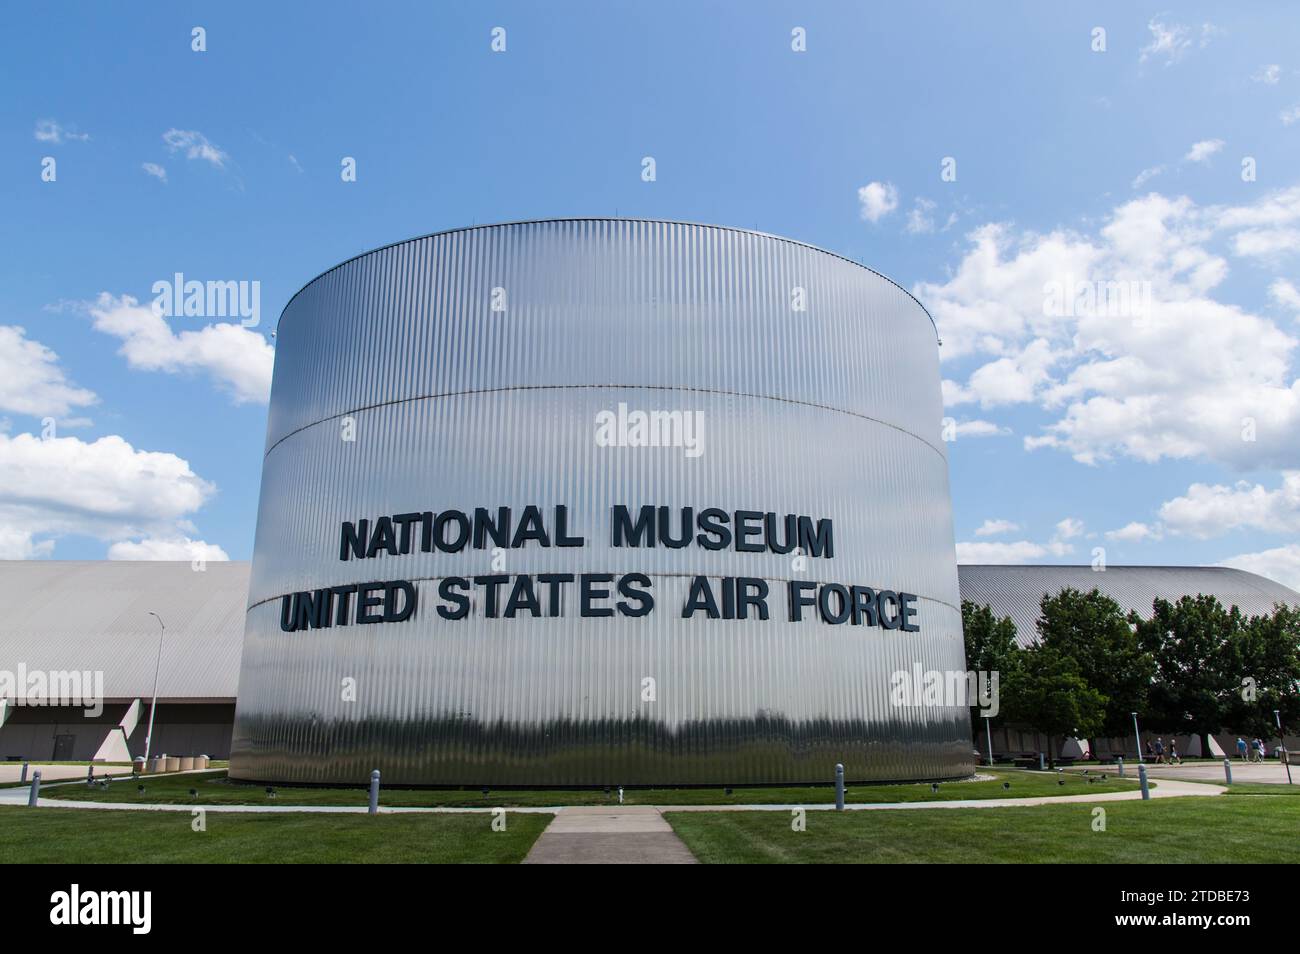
[1144,737,1182,764]
[1235,737,1270,762]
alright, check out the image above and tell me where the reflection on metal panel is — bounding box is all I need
[230,220,972,785]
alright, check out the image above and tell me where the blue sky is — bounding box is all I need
[3,2,1299,587]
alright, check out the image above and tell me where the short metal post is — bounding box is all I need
[27,770,41,807]
[19,761,28,783]
[834,762,845,811]
[368,769,380,815]
[1223,758,1233,786]
[1038,752,1046,771]
[1117,756,1124,778]
[1138,763,1150,800]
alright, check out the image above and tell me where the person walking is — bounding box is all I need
[1154,737,1166,764]
[1237,737,1248,762]
[1168,738,1181,765]
[1250,737,1263,763]
[1146,740,1155,761]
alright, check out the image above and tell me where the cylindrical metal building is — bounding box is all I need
[229,219,972,786]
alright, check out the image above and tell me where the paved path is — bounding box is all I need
[1,776,1222,813]
[522,807,698,864]
[1121,760,1294,785]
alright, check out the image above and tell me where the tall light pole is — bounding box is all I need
[1132,711,1143,763]
[1277,709,1293,785]
[143,612,165,768]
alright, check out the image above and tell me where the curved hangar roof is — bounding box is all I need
[957,564,1300,648]
[0,562,1293,699]
[0,560,249,703]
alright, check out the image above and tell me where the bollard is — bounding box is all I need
[1138,763,1150,800]
[1117,756,1124,778]
[1038,752,1046,771]
[1223,759,1233,786]
[19,761,28,784]
[834,763,845,811]
[27,770,41,807]
[368,769,380,815]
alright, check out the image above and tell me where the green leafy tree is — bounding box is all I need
[1002,642,1105,767]
[1223,604,1300,741]
[961,600,1021,747]
[1131,595,1241,757]
[1037,587,1153,751]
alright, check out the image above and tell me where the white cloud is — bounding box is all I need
[954,419,1010,438]
[1105,521,1160,543]
[1252,64,1281,85]
[1231,228,1300,258]
[1220,544,1300,592]
[1158,473,1300,538]
[975,518,1019,537]
[955,517,1077,563]
[906,198,936,235]
[857,181,899,223]
[1055,517,1085,540]
[1184,139,1224,163]
[0,325,97,418]
[141,162,168,182]
[0,431,217,557]
[916,187,1300,469]
[86,294,273,405]
[1270,278,1300,312]
[956,540,1054,564]
[0,528,55,560]
[1139,18,1193,65]
[34,119,89,143]
[1132,165,1165,189]
[1281,105,1300,126]
[108,535,229,561]
[162,129,229,167]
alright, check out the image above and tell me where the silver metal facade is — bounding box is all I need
[229,219,973,786]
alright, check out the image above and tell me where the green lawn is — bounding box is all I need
[666,795,1300,863]
[0,808,549,864]
[37,767,1139,807]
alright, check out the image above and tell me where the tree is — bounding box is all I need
[961,600,1021,746]
[1223,604,1300,741]
[1002,643,1105,767]
[1131,595,1241,758]
[1037,588,1153,751]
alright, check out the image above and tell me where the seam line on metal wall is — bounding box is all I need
[245,573,962,617]
[264,383,950,461]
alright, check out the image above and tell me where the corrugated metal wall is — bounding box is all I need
[230,220,972,786]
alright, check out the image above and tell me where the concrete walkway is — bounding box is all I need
[0,775,1222,814]
[522,807,698,864]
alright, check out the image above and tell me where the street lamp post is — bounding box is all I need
[1132,711,1143,763]
[984,715,994,767]
[143,612,165,768]
[1276,709,1293,785]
